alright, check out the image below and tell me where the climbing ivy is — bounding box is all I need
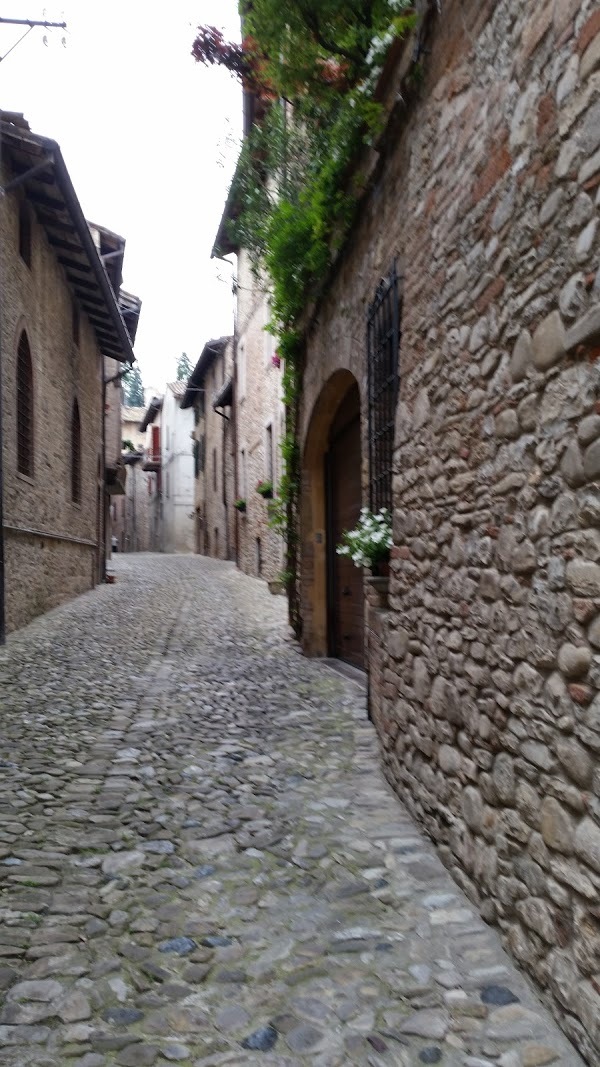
[193,0,419,634]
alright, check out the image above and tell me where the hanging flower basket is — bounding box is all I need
[256,480,274,499]
[234,498,247,513]
[337,508,392,571]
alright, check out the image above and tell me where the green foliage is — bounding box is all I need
[122,363,144,407]
[176,352,194,381]
[337,508,392,568]
[196,0,418,631]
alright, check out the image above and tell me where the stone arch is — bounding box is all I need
[301,369,364,664]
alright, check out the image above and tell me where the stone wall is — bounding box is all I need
[299,0,600,1058]
[113,460,152,553]
[1,167,102,632]
[196,342,236,560]
[162,385,195,554]
[235,251,284,585]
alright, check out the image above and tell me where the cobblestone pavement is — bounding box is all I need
[0,555,584,1067]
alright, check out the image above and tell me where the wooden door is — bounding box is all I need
[326,385,364,669]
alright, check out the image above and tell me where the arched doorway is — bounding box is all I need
[301,371,364,670]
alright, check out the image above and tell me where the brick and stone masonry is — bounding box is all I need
[235,250,284,586]
[298,0,600,1059]
[1,164,103,632]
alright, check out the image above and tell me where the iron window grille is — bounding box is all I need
[17,331,34,477]
[367,260,402,513]
[71,399,81,503]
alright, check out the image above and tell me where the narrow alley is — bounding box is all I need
[0,556,582,1067]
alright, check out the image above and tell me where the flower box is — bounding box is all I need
[256,480,274,500]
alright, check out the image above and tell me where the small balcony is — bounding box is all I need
[142,448,161,472]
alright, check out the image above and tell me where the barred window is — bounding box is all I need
[17,331,34,477]
[71,399,81,503]
[367,260,401,513]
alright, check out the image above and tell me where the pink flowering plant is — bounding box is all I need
[336,507,392,569]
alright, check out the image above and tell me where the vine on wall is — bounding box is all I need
[192,1,419,634]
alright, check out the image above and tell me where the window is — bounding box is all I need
[72,299,80,347]
[19,202,32,268]
[17,330,34,476]
[151,425,160,462]
[367,260,401,513]
[213,447,217,492]
[71,399,81,503]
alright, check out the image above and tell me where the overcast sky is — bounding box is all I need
[1,1,241,391]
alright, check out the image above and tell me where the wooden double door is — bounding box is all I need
[325,384,364,670]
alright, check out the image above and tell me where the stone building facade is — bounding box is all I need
[213,171,285,586]
[0,113,134,634]
[140,396,163,552]
[182,337,236,560]
[111,406,152,553]
[140,385,195,554]
[294,1,600,1060]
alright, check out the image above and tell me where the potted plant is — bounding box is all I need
[234,498,247,513]
[336,507,392,576]
[256,479,274,500]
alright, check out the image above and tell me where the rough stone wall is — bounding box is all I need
[299,0,600,1059]
[201,344,235,560]
[235,251,284,585]
[1,170,102,632]
[113,462,151,552]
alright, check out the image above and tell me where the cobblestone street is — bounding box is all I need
[0,556,583,1067]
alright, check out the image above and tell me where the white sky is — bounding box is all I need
[1,1,242,391]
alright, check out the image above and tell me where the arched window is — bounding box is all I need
[71,399,81,503]
[17,331,34,477]
[19,202,32,267]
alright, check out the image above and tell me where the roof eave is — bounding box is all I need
[181,337,232,409]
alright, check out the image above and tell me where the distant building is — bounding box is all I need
[88,224,142,569]
[112,406,151,553]
[140,395,163,551]
[181,337,235,560]
[212,212,284,586]
[0,112,135,634]
[162,382,195,553]
[140,383,195,553]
